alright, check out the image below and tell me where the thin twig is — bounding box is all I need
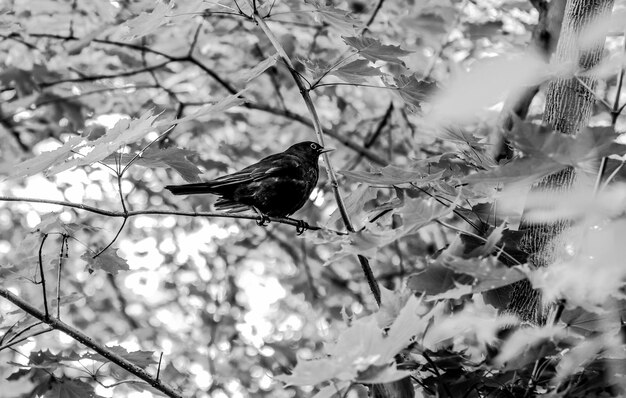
[363,0,386,30]
[39,61,172,87]
[0,288,184,398]
[94,217,127,258]
[120,125,177,177]
[610,29,626,124]
[600,160,625,191]
[13,32,386,165]
[56,234,68,318]
[0,327,53,352]
[156,352,164,380]
[423,351,454,398]
[38,234,50,319]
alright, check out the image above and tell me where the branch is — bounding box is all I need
[0,196,347,235]
[252,12,381,305]
[15,32,387,166]
[39,61,172,88]
[363,0,386,30]
[37,234,50,319]
[0,288,183,398]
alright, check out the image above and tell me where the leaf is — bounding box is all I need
[464,156,564,185]
[327,183,376,230]
[407,264,473,296]
[9,110,164,179]
[408,254,526,299]
[493,326,567,369]
[6,368,31,381]
[305,0,363,34]
[439,256,527,293]
[175,89,248,123]
[132,147,203,183]
[47,377,96,398]
[554,335,607,384]
[329,59,381,84]
[121,1,174,41]
[7,136,82,179]
[388,74,436,110]
[343,36,412,65]
[376,287,412,328]
[466,224,505,257]
[278,296,429,386]
[561,307,624,337]
[0,67,38,96]
[356,364,412,384]
[312,381,351,398]
[81,250,130,275]
[422,303,517,350]
[53,110,162,173]
[237,54,279,84]
[506,123,626,172]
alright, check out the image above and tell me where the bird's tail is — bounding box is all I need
[164,183,217,195]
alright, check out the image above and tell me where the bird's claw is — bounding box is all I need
[256,214,270,226]
[295,220,309,235]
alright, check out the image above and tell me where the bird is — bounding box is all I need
[165,141,332,231]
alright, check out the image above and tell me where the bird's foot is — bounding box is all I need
[287,218,309,235]
[256,215,270,226]
[253,207,271,226]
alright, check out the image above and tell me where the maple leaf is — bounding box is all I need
[81,250,130,275]
[343,36,412,65]
[121,1,174,41]
[329,59,382,84]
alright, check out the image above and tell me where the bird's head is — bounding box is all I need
[287,141,334,159]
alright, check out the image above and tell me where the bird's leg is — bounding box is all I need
[286,217,310,235]
[252,207,270,226]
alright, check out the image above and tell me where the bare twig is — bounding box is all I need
[156,352,164,380]
[0,327,53,352]
[56,234,68,318]
[40,61,172,87]
[363,0,386,30]
[37,234,50,319]
[11,32,386,166]
[94,217,127,258]
[0,288,184,398]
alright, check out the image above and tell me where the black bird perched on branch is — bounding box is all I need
[165,141,332,230]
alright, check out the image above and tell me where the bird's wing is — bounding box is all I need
[208,154,301,188]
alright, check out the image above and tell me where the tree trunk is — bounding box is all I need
[506,0,615,324]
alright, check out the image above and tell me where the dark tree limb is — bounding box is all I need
[0,288,184,398]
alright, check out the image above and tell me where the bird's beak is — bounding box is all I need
[320,148,334,154]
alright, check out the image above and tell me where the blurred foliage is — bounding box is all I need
[0,0,625,397]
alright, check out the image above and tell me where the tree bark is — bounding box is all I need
[493,0,566,161]
[506,0,615,324]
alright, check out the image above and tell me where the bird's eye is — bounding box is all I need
[310,143,317,149]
